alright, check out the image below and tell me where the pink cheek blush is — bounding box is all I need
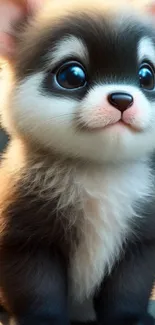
[123,106,141,124]
[80,103,121,129]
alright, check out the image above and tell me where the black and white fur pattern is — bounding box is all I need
[0,0,155,324]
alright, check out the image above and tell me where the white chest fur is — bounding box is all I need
[69,160,152,304]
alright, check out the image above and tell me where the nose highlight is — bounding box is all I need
[108,92,133,112]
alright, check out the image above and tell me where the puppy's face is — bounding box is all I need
[3,0,155,162]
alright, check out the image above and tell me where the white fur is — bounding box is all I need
[138,37,155,63]
[68,159,153,320]
[69,160,152,299]
[3,73,155,164]
[47,35,88,67]
[79,84,152,130]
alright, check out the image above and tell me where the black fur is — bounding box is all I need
[94,241,155,325]
[0,157,72,324]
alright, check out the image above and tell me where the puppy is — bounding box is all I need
[0,0,155,324]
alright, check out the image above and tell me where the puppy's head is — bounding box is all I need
[1,0,155,163]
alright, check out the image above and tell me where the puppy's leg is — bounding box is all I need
[0,248,69,325]
[94,242,155,325]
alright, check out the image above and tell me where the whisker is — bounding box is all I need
[74,116,90,133]
[48,112,77,122]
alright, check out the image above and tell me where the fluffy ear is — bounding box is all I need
[138,0,155,14]
[147,1,155,14]
[0,0,43,61]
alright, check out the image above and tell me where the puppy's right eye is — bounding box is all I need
[55,61,87,90]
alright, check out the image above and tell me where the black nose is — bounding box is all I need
[108,92,133,112]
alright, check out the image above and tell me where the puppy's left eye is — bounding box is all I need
[56,61,87,90]
[139,63,154,90]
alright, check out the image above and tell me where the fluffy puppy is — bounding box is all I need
[0,0,155,324]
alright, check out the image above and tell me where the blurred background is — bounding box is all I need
[0,64,9,154]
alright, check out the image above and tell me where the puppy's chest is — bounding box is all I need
[68,163,152,302]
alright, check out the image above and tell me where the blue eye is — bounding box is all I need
[139,63,154,90]
[56,62,87,89]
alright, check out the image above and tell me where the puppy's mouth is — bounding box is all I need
[103,120,141,132]
[76,119,141,133]
[75,104,144,133]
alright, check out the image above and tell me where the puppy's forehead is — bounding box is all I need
[16,11,154,80]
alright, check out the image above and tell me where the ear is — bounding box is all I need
[137,0,155,15]
[147,1,155,15]
[0,0,44,61]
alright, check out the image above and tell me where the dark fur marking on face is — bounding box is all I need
[15,12,155,102]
